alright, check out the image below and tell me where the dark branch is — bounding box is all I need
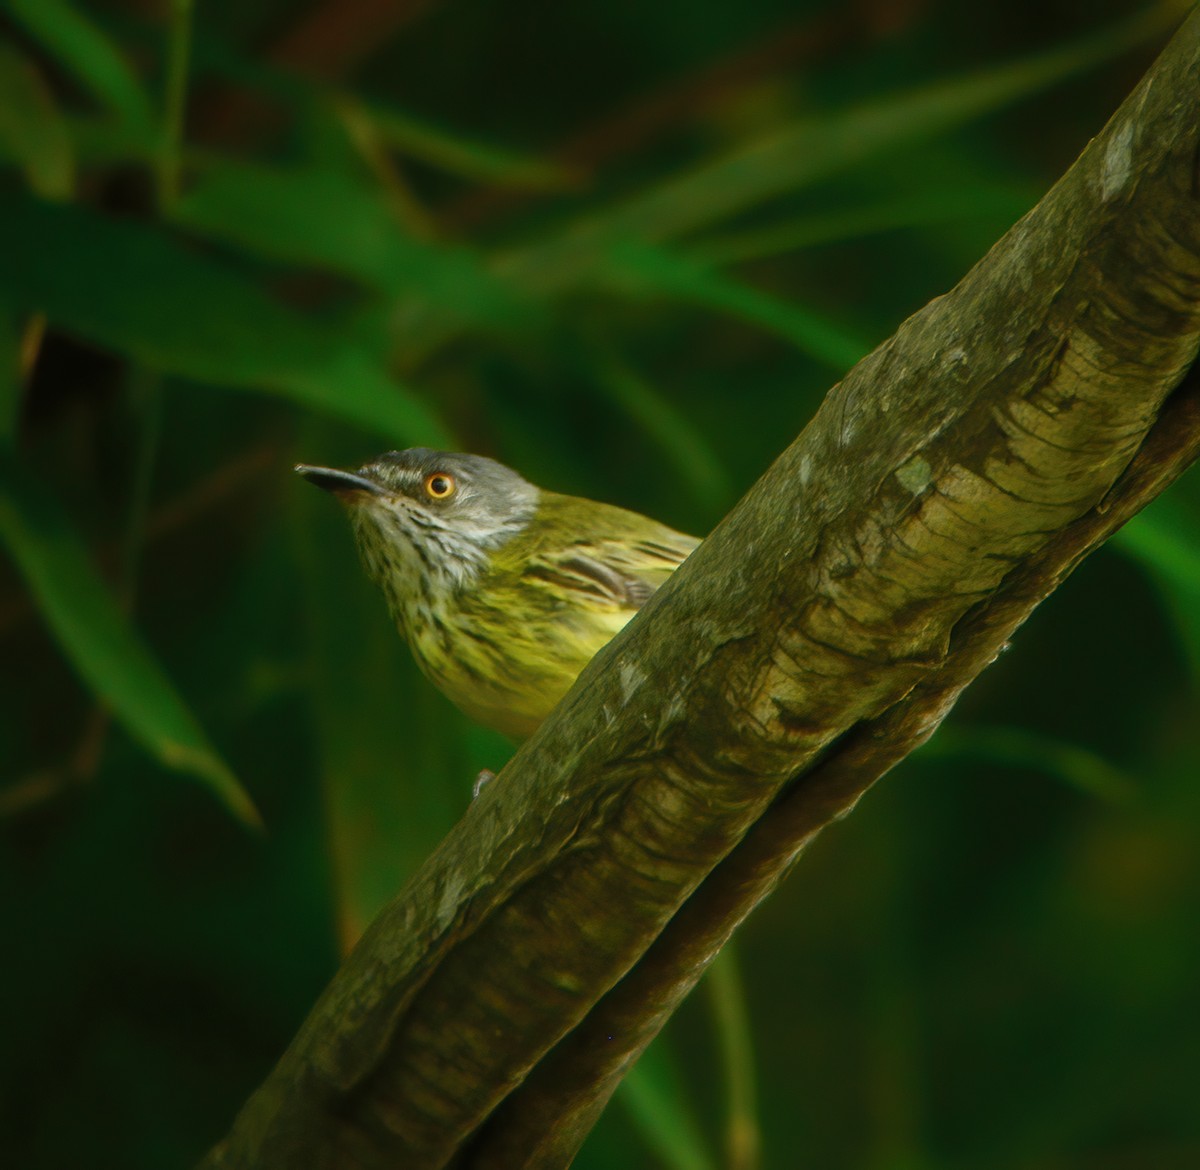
[203,11,1200,1170]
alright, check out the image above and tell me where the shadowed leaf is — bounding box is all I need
[0,190,449,444]
[920,724,1135,802]
[505,6,1173,289]
[619,1039,716,1170]
[2,0,153,131]
[603,243,870,371]
[689,185,1037,266]
[0,457,260,825]
[174,161,533,330]
[705,948,760,1170]
[0,306,17,447]
[588,346,733,512]
[354,98,573,189]
[1114,501,1200,680]
[0,42,74,199]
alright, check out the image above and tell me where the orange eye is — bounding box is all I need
[424,472,456,500]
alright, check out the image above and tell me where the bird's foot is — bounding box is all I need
[472,769,497,798]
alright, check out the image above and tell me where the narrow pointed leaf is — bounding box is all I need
[607,5,1173,244]
[506,5,1174,289]
[1114,503,1200,680]
[357,99,572,188]
[0,305,18,447]
[174,162,532,329]
[604,243,870,371]
[588,346,733,512]
[0,457,260,825]
[619,1039,716,1170]
[0,43,74,199]
[2,0,153,130]
[706,948,760,1170]
[920,725,1135,802]
[0,190,449,444]
[690,185,1036,266]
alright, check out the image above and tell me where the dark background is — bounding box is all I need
[2,1,1198,1167]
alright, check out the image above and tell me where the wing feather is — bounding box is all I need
[525,531,700,611]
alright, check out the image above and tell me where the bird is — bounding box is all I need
[296,448,700,741]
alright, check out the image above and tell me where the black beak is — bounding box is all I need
[294,464,386,497]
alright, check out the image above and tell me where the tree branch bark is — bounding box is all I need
[204,11,1200,1169]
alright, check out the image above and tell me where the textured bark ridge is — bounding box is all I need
[204,12,1200,1170]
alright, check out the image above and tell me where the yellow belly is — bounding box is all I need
[409,606,632,740]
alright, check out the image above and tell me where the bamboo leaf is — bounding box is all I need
[352,98,573,189]
[0,305,17,448]
[0,42,74,199]
[174,162,533,330]
[920,725,1135,802]
[1113,502,1200,680]
[608,5,1172,244]
[62,112,181,167]
[0,457,260,825]
[2,0,153,131]
[689,185,1036,266]
[705,948,760,1170]
[1114,505,1200,592]
[619,1039,716,1170]
[0,190,450,444]
[505,6,1174,288]
[603,243,870,371]
[119,29,566,189]
[587,345,733,512]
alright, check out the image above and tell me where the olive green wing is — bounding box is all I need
[481,490,699,612]
[519,496,700,612]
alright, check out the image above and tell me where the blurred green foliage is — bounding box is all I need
[1,1,1198,1168]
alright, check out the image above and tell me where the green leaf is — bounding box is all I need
[63,113,176,168]
[126,30,566,189]
[1114,503,1200,681]
[0,305,18,448]
[0,456,259,825]
[0,42,74,199]
[587,346,733,513]
[0,190,450,445]
[347,98,572,189]
[689,185,1037,266]
[2,0,153,131]
[1114,507,1200,596]
[621,5,1171,242]
[920,724,1135,802]
[619,1037,716,1170]
[506,5,1174,288]
[603,243,871,371]
[173,161,532,330]
[705,948,760,1170]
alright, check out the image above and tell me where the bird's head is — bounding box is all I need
[296,448,539,597]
